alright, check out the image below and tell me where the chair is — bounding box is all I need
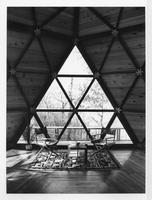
[35,127,58,153]
[105,129,116,146]
[92,128,116,150]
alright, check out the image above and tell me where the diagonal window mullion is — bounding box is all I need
[76,78,95,109]
[88,8,114,30]
[99,37,115,72]
[118,34,140,69]
[56,77,75,109]
[37,37,52,72]
[13,75,30,108]
[40,7,66,28]
[57,112,75,141]
[76,113,94,141]
[116,8,124,29]
[101,112,117,140]
[34,112,45,130]
[34,112,50,138]
[120,76,139,108]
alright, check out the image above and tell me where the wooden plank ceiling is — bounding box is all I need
[7,7,145,148]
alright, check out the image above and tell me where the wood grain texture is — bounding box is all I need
[7,149,145,193]
[7,7,33,26]
[123,78,145,111]
[119,7,145,29]
[7,78,27,108]
[7,112,27,143]
[43,8,74,36]
[123,112,145,142]
[7,7,145,146]
[79,8,111,36]
[102,73,136,105]
[16,73,49,106]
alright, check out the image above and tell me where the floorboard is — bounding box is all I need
[6,149,145,193]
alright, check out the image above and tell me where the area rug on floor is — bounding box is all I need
[21,148,120,171]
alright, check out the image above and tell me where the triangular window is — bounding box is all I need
[19,46,131,145]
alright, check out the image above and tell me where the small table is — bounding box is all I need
[68,142,88,167]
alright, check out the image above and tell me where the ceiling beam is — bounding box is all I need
[32,7,37,28]
[116,7,124,29]
[7,20,73,42]
[120,76,139,107]
[101,70,135,75]
[77,41,139,145]
[88,7,114,30]
[16,69,49,75]
[58,74,93,78]
[101,113,117,139]
[40,7,66,28]
[99,37,115,72]
[37,37,52,72]
[36,109,114,112]
[73,7,80,38]
[118,112,139,144]
[118,34,140,69]
[10,42,74,147]
[79,23,145,42]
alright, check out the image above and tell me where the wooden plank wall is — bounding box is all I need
[7,7,145,147]
[80,7,145,143]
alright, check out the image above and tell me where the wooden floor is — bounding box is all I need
[6,149,145,193]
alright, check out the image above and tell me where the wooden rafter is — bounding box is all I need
[79,23,145,42]
[32,7,37,28]
[101,113,117,139]
[32,43,74,109]
[99,37,115,72]
[40,7,66,28]
[7,20,72,42]
[36,109,114,112]
[88,7,114,30]
[118,113,139,144]
[77,41,139,144]
[118,34,140,69]
[12,42,75,146]
[58,74,93,78]
[101,70,136,75]
[14,35,35,70]
[73,7,80,38]
[7,7,145,147]
[116,7,124,29]
[120,76,139,107]
[37,37,52,72]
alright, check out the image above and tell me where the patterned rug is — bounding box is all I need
[22,148,120,171]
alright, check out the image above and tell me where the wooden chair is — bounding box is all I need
[92,128,116,150]
[105,129,116,146]
[35,127,58,152]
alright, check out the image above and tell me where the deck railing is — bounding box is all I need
[30,126,131,142]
